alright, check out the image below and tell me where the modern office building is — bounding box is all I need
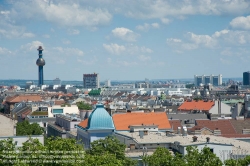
[194,74,222,86]
[36,46,45,86]
[243,71,250,85]
[83,73,99,89]
[105,80,111,87]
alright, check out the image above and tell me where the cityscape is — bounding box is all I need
[1,0,250,165]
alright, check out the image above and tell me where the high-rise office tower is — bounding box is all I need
[243,71,250,85]
[194,74,222,86]
[83,73,99,88]
[36,46,45,86]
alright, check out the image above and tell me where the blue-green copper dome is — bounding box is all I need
[87,104,114,130]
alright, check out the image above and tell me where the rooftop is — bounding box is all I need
[112,112,171,130]
[115,132,250,155]
[178,100,215,111]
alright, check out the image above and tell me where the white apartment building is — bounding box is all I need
[194,74,222,86]
[83,73,100,89]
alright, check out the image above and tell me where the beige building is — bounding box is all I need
[0,113,17,136]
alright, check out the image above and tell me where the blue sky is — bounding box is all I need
[1,0,250,81]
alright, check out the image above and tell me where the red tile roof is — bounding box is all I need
[5,95,42,103]
[178,100,215,111]
[169,120,182,131]
[54,100,65,105]
[78,118,88,128]
[193,119,237,135]
[112,112,171,130]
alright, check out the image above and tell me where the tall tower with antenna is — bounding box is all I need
[36,46,45,86]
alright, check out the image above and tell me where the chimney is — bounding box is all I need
[206,137,210,143]
[177,127,181,134]
[192,136,198,142]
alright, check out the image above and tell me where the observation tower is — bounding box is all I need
[36,46,45,86]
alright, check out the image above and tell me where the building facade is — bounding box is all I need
[243,71,250,85]
[194,74,222,86]
[83,73,100,89]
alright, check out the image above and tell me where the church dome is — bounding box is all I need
[87,104,114,130]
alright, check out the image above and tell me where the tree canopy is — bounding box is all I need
[1,136,250,166]
[76,101,92,110]
[143,146,224,166]
[16,120,44,136]
[86,136,137,166]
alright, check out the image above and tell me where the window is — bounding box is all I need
[43,123,46,127]
[210,148,214,153]
[15,141,18,145]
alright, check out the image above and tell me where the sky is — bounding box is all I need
[1,0,250,81]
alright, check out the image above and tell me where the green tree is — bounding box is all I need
[184,146,223,166]
[0,138,18,166]
[84,153,123,166]
[18,137,46,166]
[45,137,85,166]
[86,136,137,166]
[16,120,43,136]
[224,155,250,166]
[142,147,185,166]
[76,101,92,110]
[160,92,166,101]
[186,84,195,89]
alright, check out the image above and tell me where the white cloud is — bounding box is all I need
[138,55,151,61]
[20,41,44,52]
[77,56,98,65]
[21,33,35,38]
[161,18,170,24]
[0,26,35,39]
[112,27,139,42]
[53,47,84,56]
[103,43,153,56]
[151,23,159,28]
[187,32,215,48]
[230,15,250,30]
[166,38,182,43]
[212,29,230,38]
[140,46,153,53]
[62,39,71,44]
[103,43,126,55]
[181,43,198,50]
[116,60,137,66]
[136,23,159,31]
[220,58,231,65]
[43,34,50,38]
[136,23,150,31]
[68,29,80,35]
[0,47,12,55]
[11,0,112,27]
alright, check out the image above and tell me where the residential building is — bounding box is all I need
[243,71,250,85]
[47,114,82,138]
[114,131,249,163]
[177,100,232,117]
[4,95,42,114]
[83,73,99,89]
[194,74,222,86]
[0,113,17,136]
